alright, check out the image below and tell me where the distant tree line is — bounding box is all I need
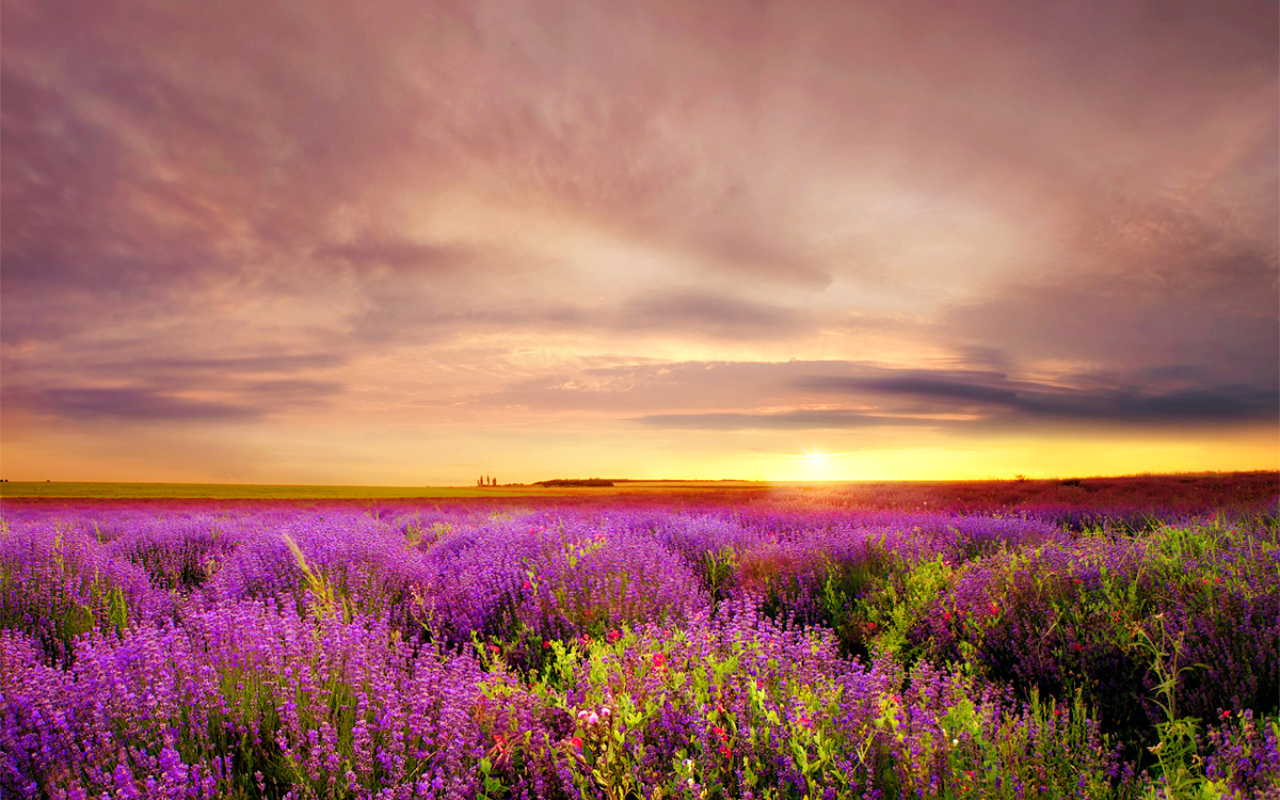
[533,478,614,487]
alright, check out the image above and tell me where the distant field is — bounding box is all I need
[1,472,1275,511]
[0,479,777,500]
[0,481,544,499]
[0,480,775,499]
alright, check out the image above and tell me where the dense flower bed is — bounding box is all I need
[1,499,1277,799]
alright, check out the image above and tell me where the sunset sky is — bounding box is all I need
[2,0,1277,485]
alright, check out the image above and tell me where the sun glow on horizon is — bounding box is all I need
[735,425,1279,485]
[804,448,831,480]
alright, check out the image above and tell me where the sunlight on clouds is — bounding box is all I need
[801,176,1050,308]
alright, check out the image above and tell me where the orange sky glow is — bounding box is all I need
[2,0,1277,484]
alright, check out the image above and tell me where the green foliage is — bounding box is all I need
[0,525,134,666]
[282,533,352,623]
[858,553,957,664]
[1129,615,1213,800]
[699,546,739,602]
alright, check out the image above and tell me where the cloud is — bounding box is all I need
[1011,385,1279,424]
[240,379,346,402]
[26,388,259,422]
[478,358,1278,429]
[312,238,469,273]
[805,375,1020,405]
[635,409,931,430]
[482,360,837,412]
[97,354,347,376]
[5,0,1273,348]
[803,368,1278,425]
[6,372,345,424]
[329,286,816,348]
[941,243,1279,387]
[614,292,806,338]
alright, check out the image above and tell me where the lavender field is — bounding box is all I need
[2,491,1278,799]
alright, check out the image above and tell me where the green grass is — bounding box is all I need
[0,481,543,499]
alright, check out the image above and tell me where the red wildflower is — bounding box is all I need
[652,652,667,670]
[569,736,583,750]
[943,611,952,622]
[543,640,552,650]
[608,629,621,643]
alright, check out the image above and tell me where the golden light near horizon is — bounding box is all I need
[754,446,853,482]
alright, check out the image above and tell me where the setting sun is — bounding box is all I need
[804,449,831,480]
